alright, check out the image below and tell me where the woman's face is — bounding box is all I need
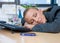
[24,8,46,25]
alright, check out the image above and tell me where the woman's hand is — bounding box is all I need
[24,22,35,30]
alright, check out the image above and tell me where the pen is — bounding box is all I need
[20,33,36,36]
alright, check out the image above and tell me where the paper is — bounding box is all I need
[2,4,16,14]
[0,34,16,43]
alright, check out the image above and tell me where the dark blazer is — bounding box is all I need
[22,6,60,33]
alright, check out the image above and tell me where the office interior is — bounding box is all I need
[0,0,60,43]
[0,0,59,25]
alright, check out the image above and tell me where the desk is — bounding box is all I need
[0,30,60,43]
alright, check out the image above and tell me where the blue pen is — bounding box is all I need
[20,33,36,36]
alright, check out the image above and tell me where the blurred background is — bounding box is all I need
[0,0,60,25]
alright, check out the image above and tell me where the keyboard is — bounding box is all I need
[0,23,31,32]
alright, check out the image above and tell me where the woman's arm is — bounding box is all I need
[32,11,60,33]
[24,11,60,33]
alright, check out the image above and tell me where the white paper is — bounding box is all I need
[2,4,16,14]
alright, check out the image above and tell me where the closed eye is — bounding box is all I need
[30,19,34,24]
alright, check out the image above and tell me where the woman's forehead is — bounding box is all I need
[25,9,36,16]
[29,8,38,12]
[26,9,38,15]
[25,8,38,18]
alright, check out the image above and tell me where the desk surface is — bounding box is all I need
[0,30,60,43]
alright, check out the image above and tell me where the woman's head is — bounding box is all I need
[23,7,47,25]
